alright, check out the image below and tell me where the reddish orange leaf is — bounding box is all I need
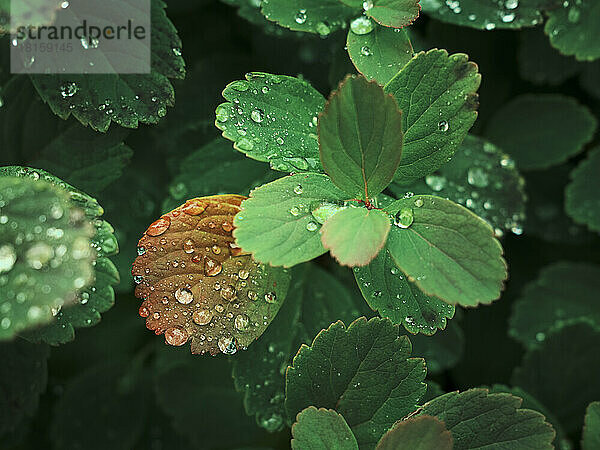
[132,195,290,355]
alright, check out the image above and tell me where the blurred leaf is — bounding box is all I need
[417,388,556,449]
[30,0,185,132]
[485,94,597,170]
[285,317,426,448]
[353,248,455,335]
[233,173,348,267]
[132,195,290,355]
[346,26,413,86]
[393,134,526,236]
[385,195,507,306]
[512,323,600,432]
[216,72,325,173]
[565,147,600,233]
[410,321,464,374]
[376,415,452,450]
[384,49,481,185]
[0,339,49,436]
[232,264,366,432]
[291,407,358,450]
[319,75,403,199]
[583,402,600,450]
[0,173,95,340]
[509,262,600,350]
[544,0,600,61]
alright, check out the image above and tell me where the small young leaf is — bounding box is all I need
[384,49,481,185]
[216,72,325,173]
[353,248,455,335]
[512,323,600,433]
[0,339,49,435]
[132,195,290,355]
[509,262,600,350]
[321,207,390,267]
[565,147,600,233]
[376,415,452,450]
[544,1,600,61]
[417,389,556,449]
[232,264,367,432]
[291,407,359,450]
[30,0,185,132]
[0,174,95,340]
[392,134,526,236]
[347,26,413,86]
[365,0,421,28]
[485,94,597,170]
[285,317,427,448]
[386,195,507,307]
[583,402,600,450]
[233,173,349,267]
[319,75,403,199]
[261,0,356,35]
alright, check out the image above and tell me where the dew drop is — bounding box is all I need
[60,82,78,98]
[193,309,213,325]
[0,245,17,274]
[137,246,146,256]
[350,16,374,35]
[414,198,424,208]
[438,120,449,132]
[295,10,307,24]
[306,221,318,232]
[165,327,188,346]
[175,287,194,304]
[290,207,300,216]
[235,314,250,331]
[147,217,171,236]
[238,269,249,280]
[360,46,372,56]
[264,291,277,303]
[293,185,303,195]
[251,108,265,123]
[467,167,489,188]
[205,258,223,276]
[394,208,414,228]
[218,335,238,355]
[221,285,237,301]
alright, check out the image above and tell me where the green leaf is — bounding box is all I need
[261,0,356,35]
[222,0,298,36]
[545,0,600,61]
[365,0,421,28]
[376,415,453,450]
[0,339,49,435]
[347,26,413,86]
[216,72,325,172]
[232,264,367,432]
[512,323,600,433]
[392,134,526,236]
[384,49,481,185]
[0,174,95,340]
[410,322,464,374]
[285,317,427,448]
[419,0,557,30]
[353,248,455,335]
[385,195,507,307]
[321,207,390,266]
[565,147,600,233]
[233,173,349,267]
[509,262,600,350]
[30,0,185,132]
[583,402,600,450]
[162,138,276,212]
[319,76,403,199]
[485,94,597,170]
[1,167,120,345]
[417,388,556,449]
[291,407,359,450]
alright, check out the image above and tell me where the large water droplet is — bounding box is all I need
[218,335,238,355]
[221,284,237,301]
[193,309,213,325]
[60,82,78,98]
[295,9,307,24]
[251,108,264,123]
[0,245,17,274]
[205,258,223,276]
[425,175,447,192]
[165,327,188,346]
[235,314,250,330]
[350,16,374,35]
[147,216,171,236]
[467,167,489,188]
[175,287,194,304]
[306,221,318,232]
[394,208,414,228]
[26,243,53,270]
[264,291,277,303]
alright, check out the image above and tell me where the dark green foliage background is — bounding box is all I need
[1,0,599,449]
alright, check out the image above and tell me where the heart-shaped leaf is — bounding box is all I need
[132,195,291,355]
[291,407,358,450]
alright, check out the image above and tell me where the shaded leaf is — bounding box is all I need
[565,146,600,233]
[417,388,556,449]
[384,49,481,185]
[0,174,94,340]
[347,26,413,86]
[216,72,325,173]
[233,173,349,267]
[353,248,455,335]
[285,317,427,448]
[321,207,390,267]
[30,0,185,132]
[512,323,600,433]
[366,0,421,28]
[393,134,526,237]
[376,415,452,450]
[509,262,600,350]
[583,402,600,450]
[291,407,359,450]
[485,94,597,170]
[386,195,507,307]
[132,195,291,355]
[319,75,403,199]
